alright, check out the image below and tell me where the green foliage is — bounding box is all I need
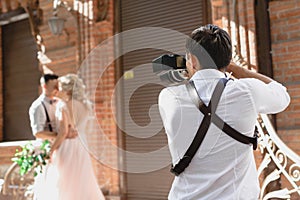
[12,140,51,177]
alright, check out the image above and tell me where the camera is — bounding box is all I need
[152,54,188,85]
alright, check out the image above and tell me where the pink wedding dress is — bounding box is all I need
[33,100,105,200]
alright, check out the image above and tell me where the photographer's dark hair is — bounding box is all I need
[40,74,59,85]
[186,24,232,70]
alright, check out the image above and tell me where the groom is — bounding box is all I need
[29,74,77,140]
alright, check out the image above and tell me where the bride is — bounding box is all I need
[34,73,105,200]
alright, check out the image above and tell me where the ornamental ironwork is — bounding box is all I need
[257,114,300,200]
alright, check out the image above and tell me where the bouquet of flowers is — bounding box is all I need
[12,140,51,177]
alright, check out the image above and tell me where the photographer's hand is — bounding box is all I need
[182,70,189,78]
[227,62,273,84]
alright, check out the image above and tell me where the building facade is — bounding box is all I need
[0,0,299,199]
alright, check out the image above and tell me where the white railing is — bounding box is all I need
[0,162,34,200]
[257,114,300,200]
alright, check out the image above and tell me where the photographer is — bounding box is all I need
[158,24,290,199]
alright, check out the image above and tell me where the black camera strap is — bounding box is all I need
[170,78,258,176]
[41,101,53,132]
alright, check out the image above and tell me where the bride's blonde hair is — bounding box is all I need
[58,73,88,103]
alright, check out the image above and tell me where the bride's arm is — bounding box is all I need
[50,109,69,154]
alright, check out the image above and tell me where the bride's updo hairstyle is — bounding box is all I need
[58,73,87,102]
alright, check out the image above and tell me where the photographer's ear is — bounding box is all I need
[186,53,200,78]
[188,53,200,71]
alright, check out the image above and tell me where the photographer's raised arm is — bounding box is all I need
[227,62,290,114]
[227,62,273,84]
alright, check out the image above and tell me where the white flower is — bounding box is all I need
[33,146,44,156]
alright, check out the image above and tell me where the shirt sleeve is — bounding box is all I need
[158,88,169,129]
[29,104,46,136]
[158,87,183,137]
[244,78,290,114]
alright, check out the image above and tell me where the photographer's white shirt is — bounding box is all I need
[158,69,290,200]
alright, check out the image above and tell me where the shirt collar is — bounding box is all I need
[40,94,56,105]
[190,69,226,81]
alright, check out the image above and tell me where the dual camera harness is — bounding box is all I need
[170,78,258,176]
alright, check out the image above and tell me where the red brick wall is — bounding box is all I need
[268,2,300,198]
[39,0,78,75]
[269,0,300,154]
[88,0,120,195]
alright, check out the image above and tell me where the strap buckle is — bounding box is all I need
[170,156,192,176]
[170,166,180,176]
[252,126,259,150]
